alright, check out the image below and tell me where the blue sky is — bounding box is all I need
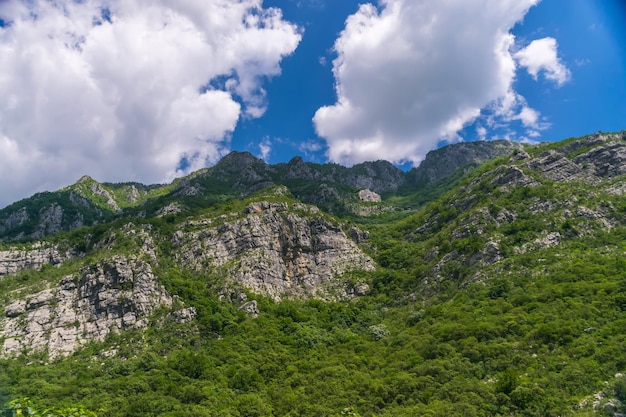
[234,0,626,163]
[0,0,624,207]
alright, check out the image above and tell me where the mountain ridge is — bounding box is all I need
[0,139,522,242]
[3,130,626,416]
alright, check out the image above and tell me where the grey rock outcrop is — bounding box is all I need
[174,202,375,300]
[0,243,70,277]
[1,256,173,358]
[409,140,523,185]
[0,207,29,235]
[526,132,626,183]
[525,151,583,182]
[359,189,382,202]
[282,157,406,194]
[87,181,121,211]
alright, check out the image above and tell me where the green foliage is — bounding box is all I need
[5,399,97,417]
[4,131,626,415]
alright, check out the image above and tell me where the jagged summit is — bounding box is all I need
[408,139,524,185]
[2,133,624,242]
[76,175,95,184]
[3,131,626,415]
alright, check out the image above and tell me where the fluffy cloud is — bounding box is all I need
[514,37,571,86]
[258,137,272,162]
[0,0,300,207]
[313,0,567,166]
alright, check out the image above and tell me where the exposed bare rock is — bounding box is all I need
[358,189,382,202]
[509,149,531,162]
[346,161,406,193]
[573,141,626,177]
[119,223,159,260]
[174,202,375,300]
[409,140,523,185]
[123,185,143,203]
[33,204,65,239]
[282,157,406,194]
[468,240,502,266]
[346,225,370,244]
[157,203,184,217]
[0,243,70,277]
[496,208,517,225]
[606,182,626,196]
[168,307,197,324]
[0,256,172,358]
[516,232,562,254]
[491,166,540,190]
[345,282,370,297]
[88,181,121,212]
[525,151,583,182]
[0,207,29,235]
[535,232,561,248]
[174,180,202,197]
[238,300,259,318]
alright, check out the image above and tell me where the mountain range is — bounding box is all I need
[2,131,626,416]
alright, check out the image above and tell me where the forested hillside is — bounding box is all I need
[2,132,626,416]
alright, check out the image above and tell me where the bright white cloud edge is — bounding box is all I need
[0,0,301,207]
[313,0,570,167]
[515,37,571,86]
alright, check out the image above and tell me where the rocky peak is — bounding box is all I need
[409,140,524,185]
[345,160,406,193]
[214,151,268,173]
[77,175,94,184]
[181,151,275,195]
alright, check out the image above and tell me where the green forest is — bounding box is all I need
[2,133,626,416]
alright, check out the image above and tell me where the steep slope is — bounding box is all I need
[1,256,177,359]
[407,140,524,186]
[383,131,626,293]
[0,141,520,241]
[0,176,170,242]
[0,187,374,358]
[4,132,626,416]
[173,199,374,300]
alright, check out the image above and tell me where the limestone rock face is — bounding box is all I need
[283,158,405,194]
[174,202,375,300]
[0,243,70,277]
[0,256,173,358]
[358,189,382,202]
[87,181,121,211]
[0,207,29,235]
[525,132,626,183]
[409,140,523,185]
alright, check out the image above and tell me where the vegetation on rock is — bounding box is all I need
[1,131,626,416]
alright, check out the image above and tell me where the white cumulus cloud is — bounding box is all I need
[514,37,571,86]
[258,137,272,162]
[313,0,568,166]
[0,0,301,207]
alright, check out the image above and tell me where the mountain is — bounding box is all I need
[2,131,626,416]
[0,140,520,242]
[407,139,523,186]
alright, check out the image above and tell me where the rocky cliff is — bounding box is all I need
[0,194,375,357]
[408,140,523,185]
[0,243,72,276]
[0,141,520,241]
[1,256,178,358]
[173,201,375,300]
[402,132,626,291]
